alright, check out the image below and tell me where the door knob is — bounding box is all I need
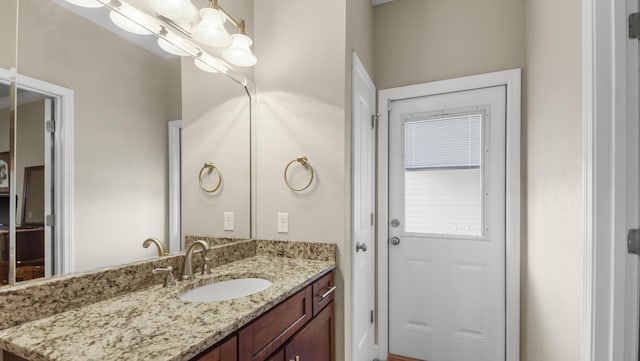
[390,236,400,245]
[356,242,368,252]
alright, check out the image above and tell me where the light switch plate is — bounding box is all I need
[224,212,234,231]
[277,212,289,233]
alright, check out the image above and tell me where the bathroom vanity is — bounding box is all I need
[0,240,336,361]
[196,271,334,361]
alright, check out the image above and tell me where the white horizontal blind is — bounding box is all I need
[405,114,481,170]
[404,113,484,236]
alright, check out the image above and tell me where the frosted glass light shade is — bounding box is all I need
[194,54,228,74]
[158,38,189,56]
[192,8,232,47]
[64,0,102,8]
[150,0,197,23]
[222,34,257,67]
[110,10,153,35]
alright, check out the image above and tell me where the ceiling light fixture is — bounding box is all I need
[149,0,198,23]
[109,3,163,36]
[194,53,229,74]
[192,0,257,67]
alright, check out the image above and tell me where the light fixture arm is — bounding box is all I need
[208,0,246,34]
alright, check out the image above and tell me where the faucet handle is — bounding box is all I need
[201,254,212,275]
[152,266,176,287]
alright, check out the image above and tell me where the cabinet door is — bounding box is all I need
[239,286,313,361]
[285,302,334,361]
[265,349,285,361]
[196,336,237,361]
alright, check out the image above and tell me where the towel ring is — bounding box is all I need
[284,156,314,191]
[198,163,222,193]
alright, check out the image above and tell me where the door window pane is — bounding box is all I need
[404,113,484,236]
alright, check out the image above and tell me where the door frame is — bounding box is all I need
[168,119,182,254]
[376,69,521,361]
[0,68,74,275]
[582,0,640,359]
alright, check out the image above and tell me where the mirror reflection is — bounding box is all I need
[0,0,253,286]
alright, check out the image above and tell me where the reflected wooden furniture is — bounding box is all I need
[0,226,45,284]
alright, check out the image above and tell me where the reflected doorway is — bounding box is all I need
[0,84,54,284]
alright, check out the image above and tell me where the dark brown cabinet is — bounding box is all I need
[193,271,335,361]
[196,336,237,361]
[285,301,334,361]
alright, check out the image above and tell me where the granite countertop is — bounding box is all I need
[0,255,335,361]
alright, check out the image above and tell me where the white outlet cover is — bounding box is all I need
[224,212,234,231]
[277,212,289,233]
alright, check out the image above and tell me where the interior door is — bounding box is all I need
[352,53,376,361]
[388,86,506,361]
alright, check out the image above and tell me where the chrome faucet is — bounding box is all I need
[143,237,167,257]
[181,240,210,281]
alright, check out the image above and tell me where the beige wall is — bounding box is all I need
[374,0,526,89]
[524,0,582,359]
[0,0,17,70]
[17,0,182,272]
[253,0,347,359]
[181,0,254,241]
[180,60,251,240]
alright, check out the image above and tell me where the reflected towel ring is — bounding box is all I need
[284,156,314,191]
[198,162,222,193]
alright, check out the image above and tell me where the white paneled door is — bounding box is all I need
[388,86,506,361]
[352,53,376,361]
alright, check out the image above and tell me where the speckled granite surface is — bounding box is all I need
[0,240,258,331]
[0,256,335,361]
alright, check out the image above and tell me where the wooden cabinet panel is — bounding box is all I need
[239,286,312,361]
[285,301,334,361]
[196,336,237,361]
[265,349,285,361]
[312,271,335,317]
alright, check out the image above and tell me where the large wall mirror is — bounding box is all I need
[0,0,255,286]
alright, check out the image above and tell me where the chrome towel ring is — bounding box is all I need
[284,156,314,191]
[199,162,222,193]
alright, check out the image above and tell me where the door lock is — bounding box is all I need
[390,236,400,246]
[356,242,368,252]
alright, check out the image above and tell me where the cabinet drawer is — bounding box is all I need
[312,271,335,316]
[239,286,313,361]
[196,336,237,361]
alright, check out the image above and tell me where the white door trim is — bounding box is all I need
[376,69,521,361]
[0,68,75,275]
[583,0,640,359]
[168,120,182,253]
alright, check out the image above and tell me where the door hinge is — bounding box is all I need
[630,12,640,39]
[46,120,55,133]
[370,213,374,226]
[45,214,56,227]
[370,309,374,324]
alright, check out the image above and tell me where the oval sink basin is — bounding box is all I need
[179,278,273,302]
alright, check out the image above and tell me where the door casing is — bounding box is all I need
[0,68,74,278]
[376,69,521,361]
